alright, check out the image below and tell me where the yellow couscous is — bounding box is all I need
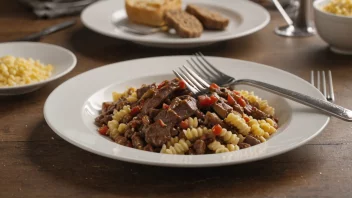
[324,0,352,16]
[0,55,53,87]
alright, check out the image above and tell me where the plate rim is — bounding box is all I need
[44,56,330,167]
[80,0,271,45]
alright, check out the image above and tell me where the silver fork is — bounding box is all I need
[310,70,335,102]
[172,53,352,122]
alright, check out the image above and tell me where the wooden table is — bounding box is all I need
[1,1,352,198]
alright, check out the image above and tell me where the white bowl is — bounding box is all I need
[314,0,352,55]
[0,42,77,95]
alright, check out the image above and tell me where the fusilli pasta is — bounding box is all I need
[208,140,229,153]
[112,87,137,102]
[258,120,276,134]
[225,113,250,135]
[227,144,240,152]
[183,127,210,141]
[239,90,275,116]
[112,105,131,122]
[186,117,198,128]
[219,128,240,145]
[248,118,265,136]
[160,139,192,154]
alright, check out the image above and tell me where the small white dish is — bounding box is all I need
[0,42,77,95]
[81,0,270,48]
[314,0,352,55]
[44,56,329,167]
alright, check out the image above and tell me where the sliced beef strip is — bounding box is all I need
[144,121,172,147]
[132,133,145,150]
[94,114,112,127]
[238,142,251,149]
[148,108,161,119]
[232,103,244,115]
[141,84,178,114]
[204,112,227,128]
[124,126,135,139]
[170,127,179,137]
[102,102,113,114]
[195,110,205,120]
[243,104,253,115]
[115,136,131,147]
[212,101,233,119]
[251,107,269,120]
[153,109,181,125]
[171,96,198,120]
[169,97,182,109]
[136,84,156,99]
[186,148,197,155]
[143,144,154,152]
[244,135,261,146]
[193,139,206,154]
[199,133,215,145]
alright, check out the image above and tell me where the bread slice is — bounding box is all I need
[164,10,203,38]
[125,0,182,27]
[186,4,229,30]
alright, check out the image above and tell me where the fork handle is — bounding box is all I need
[232,79,352,122]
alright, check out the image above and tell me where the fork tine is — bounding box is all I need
[178,71,201,92]
[179,66,207,91]
[186,59,207,79]
[317,71,321,91]
[189,58,214,82]
[173,70,199,94]
[183,65,210,88]
[193,55,221,79]
[322,71,327,98]
[328,70,335,102]
[310,70,314,86]
[196,52,225,76]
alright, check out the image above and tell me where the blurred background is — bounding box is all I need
[18,0,299,19]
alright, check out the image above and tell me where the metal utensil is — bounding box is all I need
[173,53,352,122]
[14,20,76,41]
[274,0,316,37]
[311,70,335,102]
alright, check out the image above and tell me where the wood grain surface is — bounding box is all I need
[1,1,352,198]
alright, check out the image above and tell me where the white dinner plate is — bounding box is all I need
[44,56,329,167]
[0,42,76,95]
[81,0,270,48]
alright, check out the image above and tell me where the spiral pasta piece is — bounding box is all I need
[225,113,250,135]
[160,139,192,154]
[166,137,179,148]
[208,140,229,153]
[107,120,119,139]
[183,127,210,141]
[219,128,239,145]
[112,105,131,122]
[248,119,265,136]
[186,117,198,128]
[239,90,275,116]
[258,120,277,134]
[227,144,240,152]
[112,87,137,102]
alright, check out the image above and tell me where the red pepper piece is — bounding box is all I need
[158,119,167,127]
[212,124,222,136]
[180,120,189,129]
[130,106,141,116]
[98,125,108,135]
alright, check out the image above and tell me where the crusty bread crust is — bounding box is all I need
[186,4,229,30]
[165,10,203,38]
[125,0,182,27]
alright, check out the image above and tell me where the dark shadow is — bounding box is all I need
[27,119,318,197]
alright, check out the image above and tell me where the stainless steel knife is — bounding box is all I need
[15,20,76,41]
